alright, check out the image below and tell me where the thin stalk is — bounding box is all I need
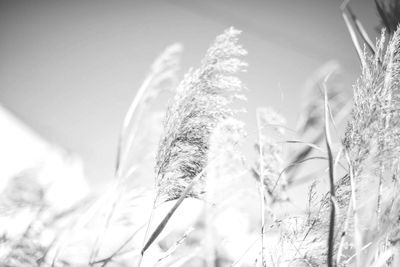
[115,74,154,178]
[336,191,352,264]
[344,150,361,267]
[230,237,260,267]
[345,4,376,55]
[377,164,384,229]
[343,242,372,265]
[88,224,145,266]
[140,165,208,258]
[137,197,157,266]
[89,180,123,264]
[256,111,266,267]
[110,66,162,267]
[154,227,194,267]
[342,11,364,65]
[323,81,336,267]
[115,43,181,179]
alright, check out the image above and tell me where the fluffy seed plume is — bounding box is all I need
[336,26,400,265]
[155,27,247,202]
[344,27,400,188]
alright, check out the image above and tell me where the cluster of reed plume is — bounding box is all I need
[2,1,400,266]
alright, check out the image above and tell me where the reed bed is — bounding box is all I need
[2,2,400,266]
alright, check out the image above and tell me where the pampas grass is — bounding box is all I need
[4,3,400,267]
[339,25,400,266]
[140,27,247,262]
[155,27,247,203]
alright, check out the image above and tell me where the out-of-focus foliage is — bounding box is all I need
[375,0,400,35]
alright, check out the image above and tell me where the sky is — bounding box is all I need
[0,0,381,187]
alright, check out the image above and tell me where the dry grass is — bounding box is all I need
[2,2,400,267]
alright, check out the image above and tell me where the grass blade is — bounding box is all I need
[342,11,364,65]
[323,75,336,267]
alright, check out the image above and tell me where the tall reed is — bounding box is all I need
[155,27,247,202]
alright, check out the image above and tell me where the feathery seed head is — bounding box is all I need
[155,27,247,202]
[344,25,400,177]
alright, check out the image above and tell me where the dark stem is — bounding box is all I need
[323,80,336,267]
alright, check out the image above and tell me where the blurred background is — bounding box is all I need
[0,0,380,189]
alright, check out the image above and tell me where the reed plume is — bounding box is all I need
[139,27,247,261]
[155,27,247,202]
[80,44,183,266]
[343,27,400,199]
[337,26,400,265]
[283,29,400,264]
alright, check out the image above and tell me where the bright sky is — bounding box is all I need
[0,0,381,187]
